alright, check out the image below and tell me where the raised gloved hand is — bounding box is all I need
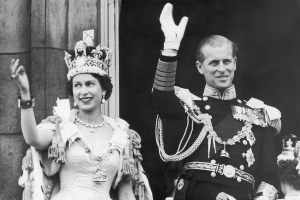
[160,3,189,50]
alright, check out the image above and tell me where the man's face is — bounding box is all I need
[196,43,236,91]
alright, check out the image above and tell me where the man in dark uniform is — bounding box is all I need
[152,3,281,200]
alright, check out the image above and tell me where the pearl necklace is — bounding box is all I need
[75,115,106,132]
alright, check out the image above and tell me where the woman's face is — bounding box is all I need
[72,73,105,112]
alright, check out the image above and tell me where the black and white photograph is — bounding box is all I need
[1,0,300,199]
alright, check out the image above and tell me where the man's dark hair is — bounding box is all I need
[196,35,238,63]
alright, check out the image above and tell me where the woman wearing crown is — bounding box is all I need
[277,139,300,200]
[11,36,151,200]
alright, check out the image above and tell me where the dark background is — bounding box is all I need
[119,0,300,199]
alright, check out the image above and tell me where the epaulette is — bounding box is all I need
[174,86,203,124]
[174,86,201,110]
[233,98,281,134]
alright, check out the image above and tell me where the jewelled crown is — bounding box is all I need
[64,30,112,80]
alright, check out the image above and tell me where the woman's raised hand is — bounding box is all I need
[10,59,30,96]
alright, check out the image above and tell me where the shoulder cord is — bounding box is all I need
[155,114,210,162]
[176,115,194,154]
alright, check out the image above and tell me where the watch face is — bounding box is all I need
[18,97,35,108]
[23,101,32,106]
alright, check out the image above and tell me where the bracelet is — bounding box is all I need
[18,96,35,109]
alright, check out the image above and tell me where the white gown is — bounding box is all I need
[51,138,120,200]
[19,104,147,200]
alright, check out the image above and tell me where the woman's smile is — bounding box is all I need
[80,97,93,103]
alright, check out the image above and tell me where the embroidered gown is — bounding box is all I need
[18,99,150,200]
[38,115,128,200]
[51,138,120,200]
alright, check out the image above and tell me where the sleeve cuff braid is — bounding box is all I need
[153,60,177,91]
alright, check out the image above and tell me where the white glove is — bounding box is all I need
[160,3,188,50]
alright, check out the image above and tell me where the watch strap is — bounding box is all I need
[18,96,35,109]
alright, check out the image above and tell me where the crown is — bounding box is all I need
[64,30,112,80]
[277,135,300,163]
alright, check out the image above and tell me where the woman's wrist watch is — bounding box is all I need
[18,96,35,109]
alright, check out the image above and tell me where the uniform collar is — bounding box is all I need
[203,84,236,100]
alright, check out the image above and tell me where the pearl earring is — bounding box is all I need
[102,95,106,104]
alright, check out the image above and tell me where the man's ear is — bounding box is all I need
[196,61,204,74]
[233,57,237,71]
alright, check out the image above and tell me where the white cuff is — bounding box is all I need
[164,38,180,50]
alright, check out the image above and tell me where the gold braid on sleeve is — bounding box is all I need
[153,60,177,91]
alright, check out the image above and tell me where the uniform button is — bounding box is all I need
[211,172,216,177]
[237,177,241,182]
[243,140,248,145]
[203,96,208,101]
[240,165,244,170]
[205,105,211,110]
[242,153,246,158]
[237,99,242,103]
[177,179,184,190]
[211,159,216,164]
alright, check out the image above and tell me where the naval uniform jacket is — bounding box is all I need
[152,54,280,200]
